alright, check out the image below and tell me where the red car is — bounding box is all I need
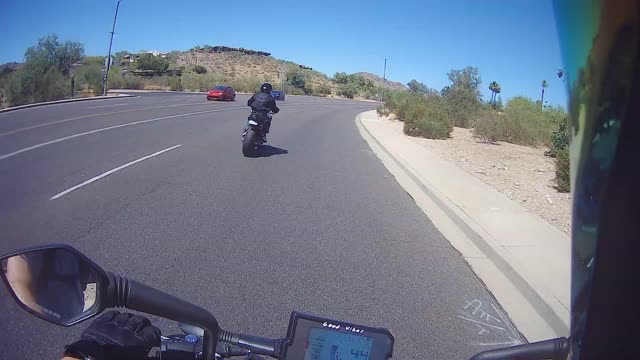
[207,85,236,101]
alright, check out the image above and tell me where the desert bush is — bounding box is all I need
[193,65,207,74]
[168,77,183,91]
[555,147,570,192]
[303,85,315,96]
[74,64,102,95]
[384,91,452,139]
[286,68,306,89]
[136,54,169,74]
[182,72,224,92]
[473,96,565,147]
[317,83,332,96]
[473,110,501,143]
[338,83,358,99]
[548,116,569,157]
[376,105,390,116]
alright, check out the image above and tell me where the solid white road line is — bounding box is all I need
[0,102,236,137]
[87,103,129,109]
[50,144,182,200]
[0,107,244,161]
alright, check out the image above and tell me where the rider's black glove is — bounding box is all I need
[64,311,161,360]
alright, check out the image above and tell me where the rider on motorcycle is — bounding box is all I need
[247,83,280,143]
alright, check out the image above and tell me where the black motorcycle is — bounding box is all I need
[242,113,272,157]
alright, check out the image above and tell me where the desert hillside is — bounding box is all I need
[175,48,334,90]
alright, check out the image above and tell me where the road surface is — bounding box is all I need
[0,93,523,359]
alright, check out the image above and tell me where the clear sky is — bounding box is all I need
[1,0,567,106]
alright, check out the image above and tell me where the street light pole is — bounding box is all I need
[381,58,387,105]
[102,0,121,96]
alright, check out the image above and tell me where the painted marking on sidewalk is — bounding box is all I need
[0,107,244,161]
[50,144,182,200]
[87,103,129,109]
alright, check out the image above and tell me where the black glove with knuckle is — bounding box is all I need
[64,310,161,360]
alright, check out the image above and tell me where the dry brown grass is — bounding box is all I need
[176,51,334,90]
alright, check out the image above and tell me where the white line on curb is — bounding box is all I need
[0,107,244,161]
[50,144,182,200]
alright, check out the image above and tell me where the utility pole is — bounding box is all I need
[102,0,121,96]
[381,58,387,105]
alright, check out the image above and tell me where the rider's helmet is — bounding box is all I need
[554,1,639,358]
[260,83,273,94]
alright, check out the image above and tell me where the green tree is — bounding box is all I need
[286,68,306,89]
[407,79,429,94]
[443,66,483,127]
[75,64,102,95]
[488,81,498,103]
[541,80,549,108]
[136,54,169,74]
[24,34,84,76]
[448,66,482,95]
[333,72,349,84]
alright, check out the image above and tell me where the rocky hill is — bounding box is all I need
[174,48,334,90]
[355,72,407,91]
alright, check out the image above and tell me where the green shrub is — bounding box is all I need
[384,91,452,139]
[472,97,565,147]
[317,83,332,95]
[75,64,102,95]
[168,77,183,91]
[286,68,306,89]
[376,104,390,116]
[303,85,315,95]
[193,65,207,74]
[473,111,501,143]
[548,116,569,157]
[555,147,570,192]
[443,86,481,128]
[338,83,357,99]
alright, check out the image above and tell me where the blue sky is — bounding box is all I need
[1,0,566,106]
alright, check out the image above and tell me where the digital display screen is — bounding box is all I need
[304,327,373,360]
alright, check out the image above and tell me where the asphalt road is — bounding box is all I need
[0,93,523,359]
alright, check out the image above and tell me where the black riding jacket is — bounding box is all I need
[247,92,280,114]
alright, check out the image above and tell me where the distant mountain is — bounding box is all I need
[0,62,22,73]
[355,72,407,91]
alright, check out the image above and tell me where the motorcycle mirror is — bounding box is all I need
[0,244,108,326]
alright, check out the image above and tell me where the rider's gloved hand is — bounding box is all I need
[64,310,161,360]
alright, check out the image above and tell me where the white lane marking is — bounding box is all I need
[50,144,182,200]
[0,107,244,161]
[87,103,128,109]
[0,102,235,137]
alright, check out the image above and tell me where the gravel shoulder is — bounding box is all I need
[383,117,571,234]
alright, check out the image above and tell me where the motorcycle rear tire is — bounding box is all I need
[242,128,257,157]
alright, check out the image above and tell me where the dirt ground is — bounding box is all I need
[385,118,571,234]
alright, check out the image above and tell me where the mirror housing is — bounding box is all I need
[0,244,109,327]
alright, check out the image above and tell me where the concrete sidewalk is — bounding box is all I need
[356,110,570,342]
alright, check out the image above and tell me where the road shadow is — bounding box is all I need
[252,145,289,158]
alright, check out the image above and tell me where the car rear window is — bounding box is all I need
[212,86,226,90]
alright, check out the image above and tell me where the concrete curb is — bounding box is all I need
[0,94,135,113]
[355,111,570,342]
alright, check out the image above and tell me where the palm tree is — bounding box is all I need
[488,81,498,104]
[494,84,501,105]
[541,80,549,108]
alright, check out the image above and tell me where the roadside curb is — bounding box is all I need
[0,94,135,113]
[355,111,570,342]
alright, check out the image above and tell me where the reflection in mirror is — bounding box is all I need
[0,248,100,325]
